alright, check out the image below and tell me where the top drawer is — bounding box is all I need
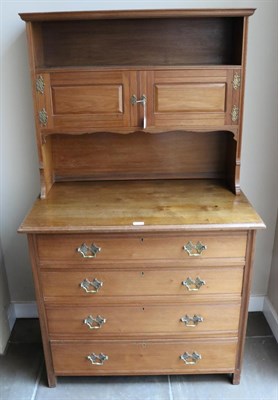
[36,233,247,263]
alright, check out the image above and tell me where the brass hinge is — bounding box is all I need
[231,105,239,123]
[36,75,45,94]
[39,108,48,126]
[232,73,241,90]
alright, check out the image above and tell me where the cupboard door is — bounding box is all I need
[147,69,241,129]
[35,71,131,131]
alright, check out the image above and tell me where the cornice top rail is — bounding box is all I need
[19,8,256,22]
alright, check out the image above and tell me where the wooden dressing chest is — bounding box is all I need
[18,9,265,387]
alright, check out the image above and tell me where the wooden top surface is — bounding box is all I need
[18,180,265,233]
[19,9,255,22]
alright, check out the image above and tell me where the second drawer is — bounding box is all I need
[41,266,244,299]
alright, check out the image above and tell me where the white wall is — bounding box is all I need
[264,215,278,341]
[0,237,11,354]
[239,0,278,296]
[268,216,278,312]
[1,1,277,311]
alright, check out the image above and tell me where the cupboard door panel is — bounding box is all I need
[52,85,123,114]
[155,83,226,113]
[38,71,131,131]
[148,69,238,128]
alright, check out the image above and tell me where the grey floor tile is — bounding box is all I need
[0,343,43,400]
[1,315,277,400]
[170,337,278,400]
[35,375,171,400]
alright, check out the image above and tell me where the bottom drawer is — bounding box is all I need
[51,339,237,375]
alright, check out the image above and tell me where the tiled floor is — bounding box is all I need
[0,313,277,400]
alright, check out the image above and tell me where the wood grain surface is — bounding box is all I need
[46,302,241,337]
[51,339,238,375]
[19,180,264,233]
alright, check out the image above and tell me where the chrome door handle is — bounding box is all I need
[131,94,147,129]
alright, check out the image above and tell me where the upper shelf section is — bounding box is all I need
[20,9,255,198]
[19,9,254,69]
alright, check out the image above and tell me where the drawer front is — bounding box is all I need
[51,339,237,374]
[37,233,247,262]
[41,267,243,299]
[47,303,241,337]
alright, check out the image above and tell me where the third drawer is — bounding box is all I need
[46,302,241,337]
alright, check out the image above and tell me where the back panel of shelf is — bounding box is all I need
[32,17,244,68]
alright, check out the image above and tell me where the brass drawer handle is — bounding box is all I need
[180,314,204,327]
[180,351,202,365]
[84,315,106,330]
[183,241,207,257]
[77,243,101,258]
[87,352,108,366]
[80,278,103,293]
[182,277,206,291]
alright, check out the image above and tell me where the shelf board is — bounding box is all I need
[18,180,265,233]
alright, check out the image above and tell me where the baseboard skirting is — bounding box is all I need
[11,295,266,318]
[3,295,276,357]
[7,303,16,331]
[248,295,265,312]
[8,297,278,343]
[11,301,38,319]
[263,297,278,343]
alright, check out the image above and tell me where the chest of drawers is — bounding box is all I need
[18,9,265,387]
[19,180,264,386]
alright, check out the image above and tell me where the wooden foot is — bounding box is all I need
[47,373,57,388]
[231,370,241,385]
